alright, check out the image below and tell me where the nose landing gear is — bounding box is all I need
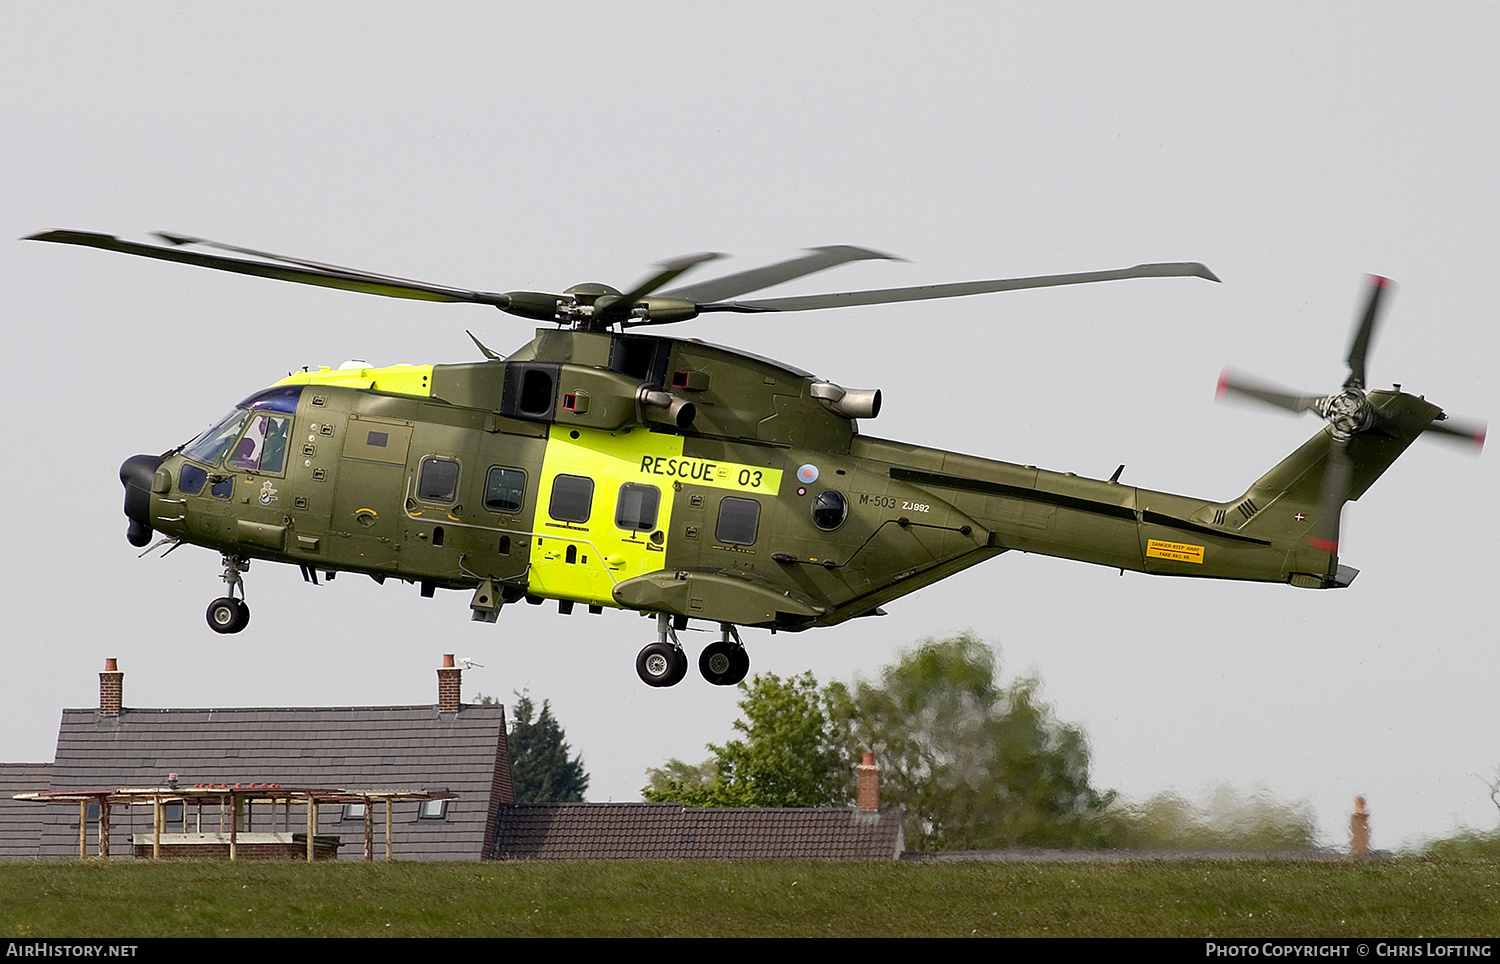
[206,554,251,634]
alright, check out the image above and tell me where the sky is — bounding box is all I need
[2,1,1496,851]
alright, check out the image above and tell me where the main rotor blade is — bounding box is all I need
[1216,369,1328,415]
[658,245,898,303]
[1306,436,1353,553]
[25,230,514,307]
[1344,275,1392,390]
[601,252,723,318]
[696,261,1220,313]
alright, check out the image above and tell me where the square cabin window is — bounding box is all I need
[419,799,448,820]
[615,483,661,532]
[716,496,761,546]
[485,466,526,514]
[549,474,594,524]
[342,802,367,822]
[418,457,460,502]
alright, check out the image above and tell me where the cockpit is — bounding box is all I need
[177,386,301,492]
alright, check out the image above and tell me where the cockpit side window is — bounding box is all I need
[229,415,292,474]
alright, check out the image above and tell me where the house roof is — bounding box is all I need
[492,802,905,860]
[0,763,52,859]
[35,704,510,860]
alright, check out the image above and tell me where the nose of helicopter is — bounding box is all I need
[120,453,164,548]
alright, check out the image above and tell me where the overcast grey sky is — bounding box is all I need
[3,1,1496,850]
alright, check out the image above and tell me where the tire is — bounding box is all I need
[699,641,748,686]
[637,642,686,687]
[726,644,750,685]
[663,646,689,687]
[207,597,250,634]
[230,598,250,632]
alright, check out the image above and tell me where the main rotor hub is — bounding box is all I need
[562,283,621,304]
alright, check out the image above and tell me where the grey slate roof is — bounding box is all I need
[36,704,510,860]
[0,763,52,859]
[492,802,905,860]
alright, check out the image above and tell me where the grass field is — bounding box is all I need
[3,858,1499,938]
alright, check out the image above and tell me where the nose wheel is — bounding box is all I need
[206,596,251,634]
[206,554,251,634]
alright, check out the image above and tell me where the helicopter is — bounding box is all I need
[29,230,1485,688]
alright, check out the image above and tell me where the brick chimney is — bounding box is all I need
[856,751,881,811]
[437,654,462,713]
[1350,795,1370,854]
[100,658,123,717]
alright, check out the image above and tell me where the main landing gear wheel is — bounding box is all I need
[699,640,750,686]
[206,596,250,634]
[636,641,688,687]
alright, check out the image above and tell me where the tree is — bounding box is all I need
[1100,785,1320,850]
[640,636,1115,851]
[641,757,719,801]
[642,672,849,808]
[835,633,1114,851]
[506,693,589,803]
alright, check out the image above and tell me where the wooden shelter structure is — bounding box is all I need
[16,783,450,861]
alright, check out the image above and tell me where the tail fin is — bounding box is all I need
[1226,390,1440,587]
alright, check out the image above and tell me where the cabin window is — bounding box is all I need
[418,799,448,820]
[342,803,367,821]
[549,474,594,524]
[418,457,461,503]
[615,483,661,532]
[811,490,849,531]
[716,496,760,546]
[484,466,527,514]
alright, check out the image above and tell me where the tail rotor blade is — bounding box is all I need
[1217,369,1328,415]
[1424,415,1487,453]
[1344,275,1393,390]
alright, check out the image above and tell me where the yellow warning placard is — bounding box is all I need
[1146,539,1205,564]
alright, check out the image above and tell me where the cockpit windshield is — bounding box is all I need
[180,386,302,472]
[183,409,251,466]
